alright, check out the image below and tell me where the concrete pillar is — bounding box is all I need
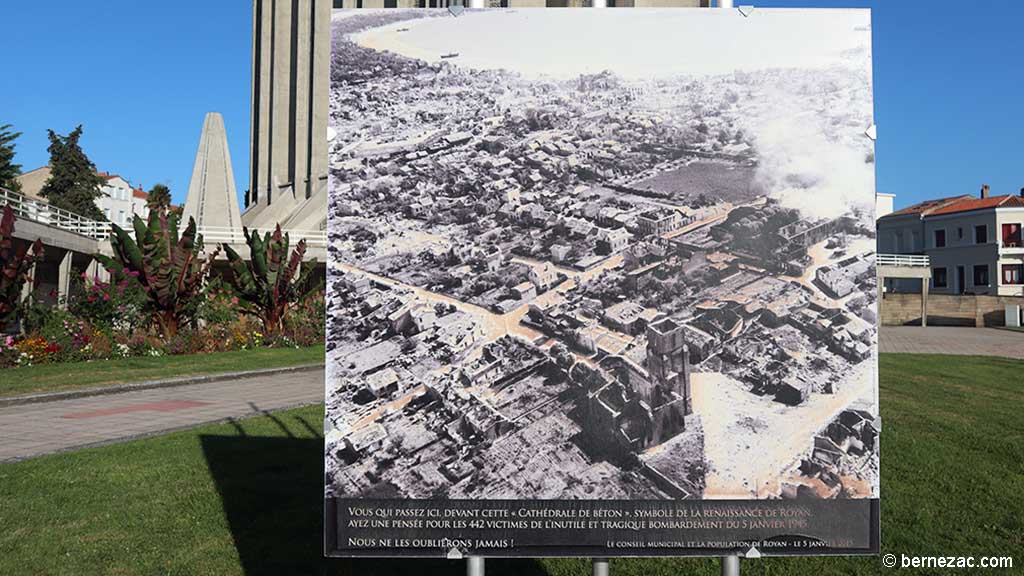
[57,250,72,310]
[877,274,884,327]
[293,0,312,201]
[85,258,111,285]
[310,0,331,202]
[271,0,295,203]
[20,262,36,304]
[920,277,928,328]
[254,0,274,206]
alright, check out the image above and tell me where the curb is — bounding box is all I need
[0,364,325,408]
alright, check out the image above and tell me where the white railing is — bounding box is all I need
[1,188,327,249]
[1,187,112,240]
[198,226,327,248]
[877,254,931,268]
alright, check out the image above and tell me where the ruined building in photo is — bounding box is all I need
[579,318,691,457]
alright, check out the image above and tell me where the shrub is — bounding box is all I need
[69,271,148,334]
[197,277,240,327]
[221,225,319,335]
[96,207,218,337]
[0,335,19,368]
[89,329,113,360]
[283,289,325,347]
[19,298,65,336]
[0,205,44,331]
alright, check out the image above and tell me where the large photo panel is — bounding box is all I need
[325,7,878,558]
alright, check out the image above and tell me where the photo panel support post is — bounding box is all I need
[722,555,740,576]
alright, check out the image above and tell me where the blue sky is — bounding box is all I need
[1,1,1022,209]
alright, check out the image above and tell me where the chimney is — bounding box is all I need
[981,184,990,199]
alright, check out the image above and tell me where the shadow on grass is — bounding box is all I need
[200,426,547,576]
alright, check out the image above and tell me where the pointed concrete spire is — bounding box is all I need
[183,112,242,229]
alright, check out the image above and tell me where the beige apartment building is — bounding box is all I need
[877,186,1024,297]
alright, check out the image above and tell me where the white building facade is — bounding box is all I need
[97,174,149,227]
[877,187,1024,297]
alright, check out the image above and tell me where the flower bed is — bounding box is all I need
[1,277,325,369]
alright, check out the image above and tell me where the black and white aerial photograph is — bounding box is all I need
[324,7,879,513]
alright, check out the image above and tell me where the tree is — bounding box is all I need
[0,124,22,193]
[39,125,105,220]
[221,225,319,336]
[95,205,219,337]
[0,206,44,330]
[146,183,172,211]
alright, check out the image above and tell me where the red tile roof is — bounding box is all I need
[928,194,1024,216]
[881,195,974,219]
[133,187,148,199]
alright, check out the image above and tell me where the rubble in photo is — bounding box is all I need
[325,9,879,502]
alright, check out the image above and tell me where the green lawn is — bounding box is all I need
[0,354,1021,575]
[0,344,325,398]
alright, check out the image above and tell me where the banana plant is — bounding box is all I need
[96,208,218,337]
[1,205,44,331]
[222,224,318,336]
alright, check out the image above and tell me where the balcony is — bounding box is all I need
[877,254,930,268]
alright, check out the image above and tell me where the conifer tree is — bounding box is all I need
[40,125,105,220]
[0,124,22,193]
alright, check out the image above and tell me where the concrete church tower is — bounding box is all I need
[183,113,243,229]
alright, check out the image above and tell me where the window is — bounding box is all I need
[934,229,946,248]
[933,267,948,288]
[118,210,126,225]
[975,225,988,244]
[1002,223,1022,247]
[957,227,964,240]
[1003,265,1023,285]
[973,264,989,287]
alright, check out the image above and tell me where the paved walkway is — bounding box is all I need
[2,327,1019,463]
[880,326,1024,359]
[0,368,324,463]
